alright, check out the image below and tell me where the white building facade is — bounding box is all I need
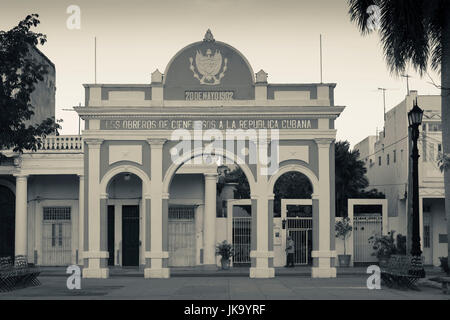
[355,91,447,266]
[0,32,345,278]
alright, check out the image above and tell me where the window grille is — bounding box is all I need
[43,207,71,220]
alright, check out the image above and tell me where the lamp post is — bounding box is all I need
[408,99,425,277]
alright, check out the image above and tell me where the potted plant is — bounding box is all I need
[335,217,353,267]
[369,231,398,265]
[216,240,234,270]
[439,257,449,275]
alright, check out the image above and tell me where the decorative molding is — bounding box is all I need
[311,250,337,258]
[13,173,28,179]
[314,138,334,146]
[84,138,104,147]
[144,251,169,259]
[147,138,167,147]
[250,250,275,258]
[203,29,215,42]
[82,251,109,259]
[109,145,142,165]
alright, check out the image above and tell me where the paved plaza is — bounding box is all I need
[0,275,448,300]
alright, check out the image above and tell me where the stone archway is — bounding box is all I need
[161,148,256,269]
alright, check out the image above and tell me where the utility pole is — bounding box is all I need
[94,37,97,84]
[401,74,412,95]
[320,34,323,83]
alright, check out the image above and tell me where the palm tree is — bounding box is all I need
[347,0,450,265]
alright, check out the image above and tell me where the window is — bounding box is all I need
[393,150,397,163]
[438,144,442,153]
[378,156,382,166]
[43,207,71,221]
[387,154,390,165]
[422,124,427,131]
[401,149,404,160]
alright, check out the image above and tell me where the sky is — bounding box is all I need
[0,0,441,146]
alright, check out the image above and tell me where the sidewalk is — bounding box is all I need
[38,265,444,278]
[1,274,448,300]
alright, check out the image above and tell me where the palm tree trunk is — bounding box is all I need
[442,5,450,269]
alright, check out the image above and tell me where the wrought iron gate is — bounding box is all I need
[232,217,252,265]
[168,207,196,267]
[353,215,382,264]
[287,217,313,265]
[42,207,72,266]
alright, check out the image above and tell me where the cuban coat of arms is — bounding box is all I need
[189,49,228,85]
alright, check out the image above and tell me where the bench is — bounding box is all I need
[429,277,450,294]
[380,255,425,289]
[0,255,41,292]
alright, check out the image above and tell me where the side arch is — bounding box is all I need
[162,147,256,195]
[100,165,151,197]
[268,164,319,196]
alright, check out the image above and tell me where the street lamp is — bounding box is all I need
[408,99,425,277]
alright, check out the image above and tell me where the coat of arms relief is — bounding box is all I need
[189,30,228,85]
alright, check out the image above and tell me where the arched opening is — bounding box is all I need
[0,185,15,258]
[273,171,314,266]
[106,172,143,267]
[163,152,254,268]
[273,171,313,217]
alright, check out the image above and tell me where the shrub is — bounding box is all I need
[216,240,234,260]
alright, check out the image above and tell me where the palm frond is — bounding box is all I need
[379,0,429,75]
[424,0,447,72]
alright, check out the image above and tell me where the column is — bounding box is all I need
[78,174,84,265]
[249,138,275,278]
[144,139,170,278]
[311,138,336,278]
[14,174,28,257]
[82,138,109,278]
[203,173,217,267]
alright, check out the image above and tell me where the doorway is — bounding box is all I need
[122,205,140,266]
[107,205,115,266]
[282,200,313,266]
[168,206,196,267]
[0,186,15,259]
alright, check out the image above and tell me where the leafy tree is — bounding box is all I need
[335,141,384,217]
[348,0,450,271]
[273,171,313,216]
[217,166,250,199]
[0,14,60,157]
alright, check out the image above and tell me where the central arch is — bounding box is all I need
[163,147,256,195]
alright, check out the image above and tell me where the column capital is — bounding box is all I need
[162,192,170,199]
[85,138,104,147]
[147,138,167,148]
[100,193,108,200]
[315,138,334,146]
[204,173,218,180]
[78,174,85,179]
[13,173,28,179]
